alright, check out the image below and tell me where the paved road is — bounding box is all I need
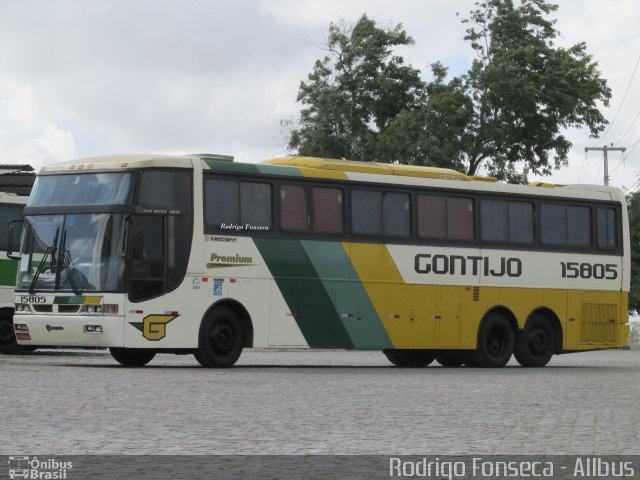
[1,349,639,455]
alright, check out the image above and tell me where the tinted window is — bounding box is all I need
[540,204,567,245]
[509,202,534,244]
[417,196,446,238]
[448,197,473,240]
[0,204,24,250]
[281,185,308,231]
[418,196,473,240]
[313,187,343,233]
[597,207,617,249]
[205,179,239,226]
[138,171,191,211]
[351,190,382,235]
[567,206,591,246]
[240,183,272,228]
[205,179,271,229]
[541,204,590,247]
[481,200,508,242]
[481,200,533,244]
[383,193,410,236]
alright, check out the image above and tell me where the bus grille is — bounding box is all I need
[581,303,617,343]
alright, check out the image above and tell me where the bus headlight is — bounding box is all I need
[84,325,103,334]
[84,304,118,315]
[15,304,32,313]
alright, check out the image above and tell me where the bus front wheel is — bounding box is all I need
[0,316,20,354]
[514,314,555,367]
[109,348,156,367]
[195,306,243,368]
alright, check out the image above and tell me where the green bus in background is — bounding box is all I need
[0,193,28,353]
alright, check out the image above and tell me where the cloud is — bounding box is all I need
[0,0,638,189]
[0,80,77,169]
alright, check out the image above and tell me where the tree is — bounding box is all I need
[286,1,612,183]
[285,14,425,162]
[627,191,640,315]
[458,0,611,181]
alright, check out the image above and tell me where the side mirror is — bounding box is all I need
[7,219,23,260]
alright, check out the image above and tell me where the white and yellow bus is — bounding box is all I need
[10,154,630,367]
[0,193,28,353]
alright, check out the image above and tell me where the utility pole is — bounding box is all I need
[584,144,626,186]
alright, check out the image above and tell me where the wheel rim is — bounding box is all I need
[528,327,549,355]
[210,322,235,354]
[0,321,14,345]
[486,325,507,357]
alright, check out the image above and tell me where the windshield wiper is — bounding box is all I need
[29,227,59,294]
[60,229,83,296]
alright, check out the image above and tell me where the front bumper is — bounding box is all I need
[14,315,124,348]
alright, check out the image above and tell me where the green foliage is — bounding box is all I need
[460,0,611,181]
[628,192,640,315]
[286,14,424,162]
[285,1,611,183]
[629,323,640,350]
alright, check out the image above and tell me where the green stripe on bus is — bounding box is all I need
[53,296,85,305]
[0,259,18,286]
[202,159,261,174]
[255,164,302,177]
[254,238,354,348]
[301,240,392,348]
[202,160,301,177]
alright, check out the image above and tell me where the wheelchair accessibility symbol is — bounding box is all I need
[213,279,223,296]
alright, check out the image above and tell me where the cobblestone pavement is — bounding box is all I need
[1,349,639,455]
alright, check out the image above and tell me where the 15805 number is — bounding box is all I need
[560,262,617,280]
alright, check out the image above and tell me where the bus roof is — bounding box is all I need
[39,153,625,203]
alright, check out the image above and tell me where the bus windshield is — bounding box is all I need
[28,172,134,207]
[17,213,127,292]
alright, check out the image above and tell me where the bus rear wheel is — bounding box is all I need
[195,306,243,368]
[514,314,555,367]
[468,313,514,368]
[383,349,434,367]
[109,348,156,367]
[435,351,465,367]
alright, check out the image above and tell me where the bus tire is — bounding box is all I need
[0,316,19,354]
[383,349,402,366]
[109,348,156,367]
[514,314,555,367]
[384,349,434,367]
[435,351,465,367]
[469,313,514,368]
[195,306,243,368]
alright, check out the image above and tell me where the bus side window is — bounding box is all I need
[130,171,193,302]
[0,204,25,250]
[383,193,410,236]
[280,185,309,231]
[597,207,617,249]
[541,204,591,247]
[312,187,343,234]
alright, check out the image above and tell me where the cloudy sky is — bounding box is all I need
[1,0,639,189]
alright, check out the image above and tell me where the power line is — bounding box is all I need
[597,53,640,145]
[615,109,640,144]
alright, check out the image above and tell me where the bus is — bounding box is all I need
[9,154,630,367]
[0,193,29,353]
